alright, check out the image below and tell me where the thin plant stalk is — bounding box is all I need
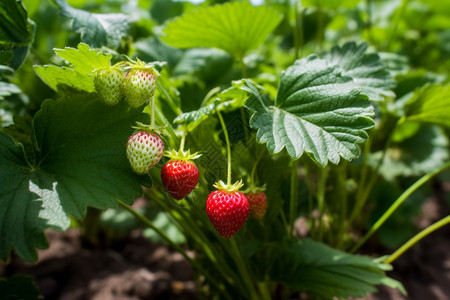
[351,161,450,253]
[216,110,232,186]
[386,0,409,50]
[366,0,373,43]
[344,117,401,240]
[229,238,261,300]
[317,4,324,52]
[316,166,328,241]
[289,159,299,239]
[385,215,450,264]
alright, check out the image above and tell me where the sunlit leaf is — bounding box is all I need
[0,81,21,100]
[242,56,374,166]
[404,84,450,128]
[0,95,149,262]
[161,1,282,58]
[323,42,396,101]
[34,43,111,92]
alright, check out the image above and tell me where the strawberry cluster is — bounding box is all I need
[115,58,267,240]
[92,59,158,108]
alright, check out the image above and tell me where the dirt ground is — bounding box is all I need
[1,182,449,300]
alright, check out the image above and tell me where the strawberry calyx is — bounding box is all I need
[132,121,166,136]
[242,183,266,194]
[213,179,244,193]
[125,58,161,78]
[164,149,201,161]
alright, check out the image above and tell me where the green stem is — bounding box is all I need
[150,96,156,128]
[239,56,247,78]
[366,0,373,43]
[229,238,259,300]
[200,87,221,107]
[217,110,232,186]
[179,129,187,152]
[317,4,324,52]
[156,80,182,115]
[155,107,178,143]
[386,0,409,50]
[346,118,401,236]
[298,2,304,58]
[116,199,226,296]
[289,160,299,239]
[351,161,450,253]
[385,215,450,264]
[292,1,300,60]
[316,166,328,241]
[334,162,348,247]
[249,150,265,187]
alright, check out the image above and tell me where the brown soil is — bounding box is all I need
[1,229,197,300]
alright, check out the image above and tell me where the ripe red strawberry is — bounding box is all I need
[206,181,249,238]
[246,191,268,220]
[161,160,199,200]
[161,149,201,200]
[123,67,157,108]
[126,131,164,174]
[93,67,124,105]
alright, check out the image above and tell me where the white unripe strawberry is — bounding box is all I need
[93,67,124,105]
[126,131,164,174]
[123,68,157,108]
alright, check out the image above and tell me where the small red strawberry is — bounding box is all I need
[161,149,201,200]
[206,180,249,238]
[246,191,268,220]
[123,66,157,108]
[126,130,164,174]
[93,67,124,105]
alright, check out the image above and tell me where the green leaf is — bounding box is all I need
[0,0,33,46]
[0,95,149,262]
[34,43,111,92]
[323,42,396,101]
[0,81,22,100]
[0,275,43,300]
[161,1,282,58]
[374,125,449,181]
[55,0,130,49]
[173,80,249,131]
[269,239,404,299]
[243,56,375,166]
[0,133,48,262]
[404,84,450,128]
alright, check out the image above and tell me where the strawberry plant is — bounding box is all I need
[1,0,450,299]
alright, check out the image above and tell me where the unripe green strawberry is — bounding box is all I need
[246,191,268,220]
[93,67,124,105]
[206,180,249,238]
[123,68,157,108]
[161,160,199,200]
[126,131,164,174]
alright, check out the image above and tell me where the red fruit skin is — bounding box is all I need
[206,190,249,238]
[246,192,268,220]
[161,160,199,200]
